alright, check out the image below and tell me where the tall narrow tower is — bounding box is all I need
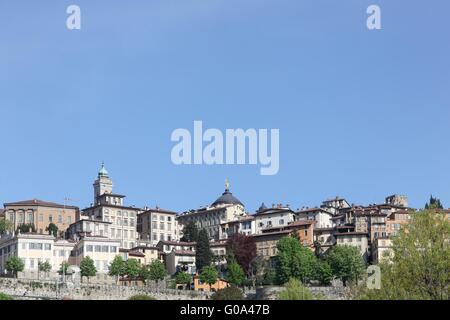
[93,162,113,204]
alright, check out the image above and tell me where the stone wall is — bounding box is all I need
[255,284,348,300]
[0,277,211,300]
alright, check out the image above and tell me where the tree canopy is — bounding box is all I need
[226,233,256,275]
[358,210,450,300]
[226,262,245,286]
[425,195,444,210]
[144,259,167,282]
[5,256,24,277]
[80,256,97,279]
[275,236,317,284]
[327,245,365,286]
[199,265,218,288]
[109,256,127,278]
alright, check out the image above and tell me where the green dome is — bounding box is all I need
[98,162,109,177]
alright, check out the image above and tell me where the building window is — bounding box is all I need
[110,246,117,253]
[152,221,157,229]
[87,245,93,252]
[27,211,33,223]
[102,246,109,253]
[45,244,51,250]
[18,212,24,223]
[67,216,72,224]
[160,223,164,231]
[279,219,284,225]
[49,215,53,223]
[159,216,165,221]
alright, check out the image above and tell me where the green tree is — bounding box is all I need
[0,219,13,235]
[199,265,218,291]
[248,255,266,287]
[211,286,244,300]
[80,256,97,282]
[175,272,192,289]
[275,236,317,284]
[126,259,141,279]
[226,262,245,286]
[109,256,126,282]
[59,261,70,275]
[314,260,333,285]
[278,278,314,300]
[195,229,212,272]
[38,260,52,279]
[358,210,450,300]
[425,195,444,210]
[180,221,199,242]
[145,259,167,283]
[46,223,58,237]
[327,245,365,286]
[5,256,24,278]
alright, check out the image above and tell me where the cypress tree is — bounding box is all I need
[195,229,212,272]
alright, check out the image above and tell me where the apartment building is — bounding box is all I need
[137,208,178,246]
[296,207,333,229]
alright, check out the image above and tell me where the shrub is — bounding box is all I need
[0,293,14,300]
[278,278,314,300]
[211,286,244,300]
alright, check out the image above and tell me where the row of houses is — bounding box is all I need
[1,164,448,281]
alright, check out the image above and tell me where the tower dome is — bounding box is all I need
[98,162,109,177]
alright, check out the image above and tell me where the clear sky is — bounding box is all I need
[0,0,449,213]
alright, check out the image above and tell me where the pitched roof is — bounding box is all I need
[4,199,78,210]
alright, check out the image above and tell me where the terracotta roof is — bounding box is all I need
[129,251,145,257]
[4,199,79,210]
[288,220,314,227]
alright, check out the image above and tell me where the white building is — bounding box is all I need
[0,232,120,276]
[253,204,296,234]
[296,207,333,229]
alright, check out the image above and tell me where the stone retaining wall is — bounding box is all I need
[0,278,211,300]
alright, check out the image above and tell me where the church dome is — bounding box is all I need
[211,179,244,207]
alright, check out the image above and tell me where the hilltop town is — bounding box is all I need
[0,164,448,300]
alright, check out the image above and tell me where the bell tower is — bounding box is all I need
[93,162,113,204]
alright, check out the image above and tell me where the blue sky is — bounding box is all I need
[0,0,449,213]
